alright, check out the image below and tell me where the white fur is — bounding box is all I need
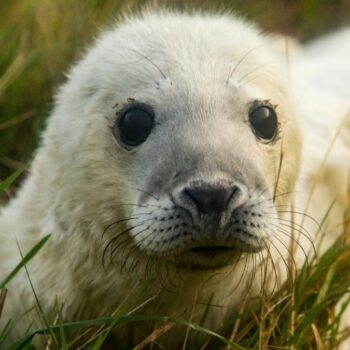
[0,11,349,348]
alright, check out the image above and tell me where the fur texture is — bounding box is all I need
[0,11,349,348]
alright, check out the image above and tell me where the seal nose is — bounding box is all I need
[184,184,239,214]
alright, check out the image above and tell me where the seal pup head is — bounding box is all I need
[39,12,301,275]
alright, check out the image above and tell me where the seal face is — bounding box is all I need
[106,89,291,272]
[110,99,280,270]
[93,14,302,274]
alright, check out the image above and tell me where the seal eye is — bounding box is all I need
[115,105,155,147]
[248,105,278,142]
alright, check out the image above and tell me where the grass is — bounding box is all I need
[0,0,350,349]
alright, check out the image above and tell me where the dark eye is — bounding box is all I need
[114,104,155,147]
[248,105,278,142]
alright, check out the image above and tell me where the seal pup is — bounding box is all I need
[0,11,349,348]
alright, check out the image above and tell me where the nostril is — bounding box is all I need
[184,184,240,214]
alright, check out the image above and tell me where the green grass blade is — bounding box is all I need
[17,239,60,348]
[89,334,105,350]
[0,234,50,289]
[0,168,25,194]
[289,302,326,347]
[0,320,12,345]
[9,314,248,350]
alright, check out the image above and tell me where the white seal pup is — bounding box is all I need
[0,11,349,348]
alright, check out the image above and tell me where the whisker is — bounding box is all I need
[132,187,160,201]
[269,232,297,275]
[226,45,264,83]
[102,216,140,239]
[262,240,280,295]
[270,222,314,264]
[265,214,316,252]
[102,224,139,269]
[103,218,157,269]
[238,62,275,83]
[275,210,322,231]
[110,219,159,265]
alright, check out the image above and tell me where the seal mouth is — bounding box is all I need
[179,245,238,270]
[188,246,235,255]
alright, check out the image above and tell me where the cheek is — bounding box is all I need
[247,144,276,185]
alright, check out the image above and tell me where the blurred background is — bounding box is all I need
[1,0,350,185]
